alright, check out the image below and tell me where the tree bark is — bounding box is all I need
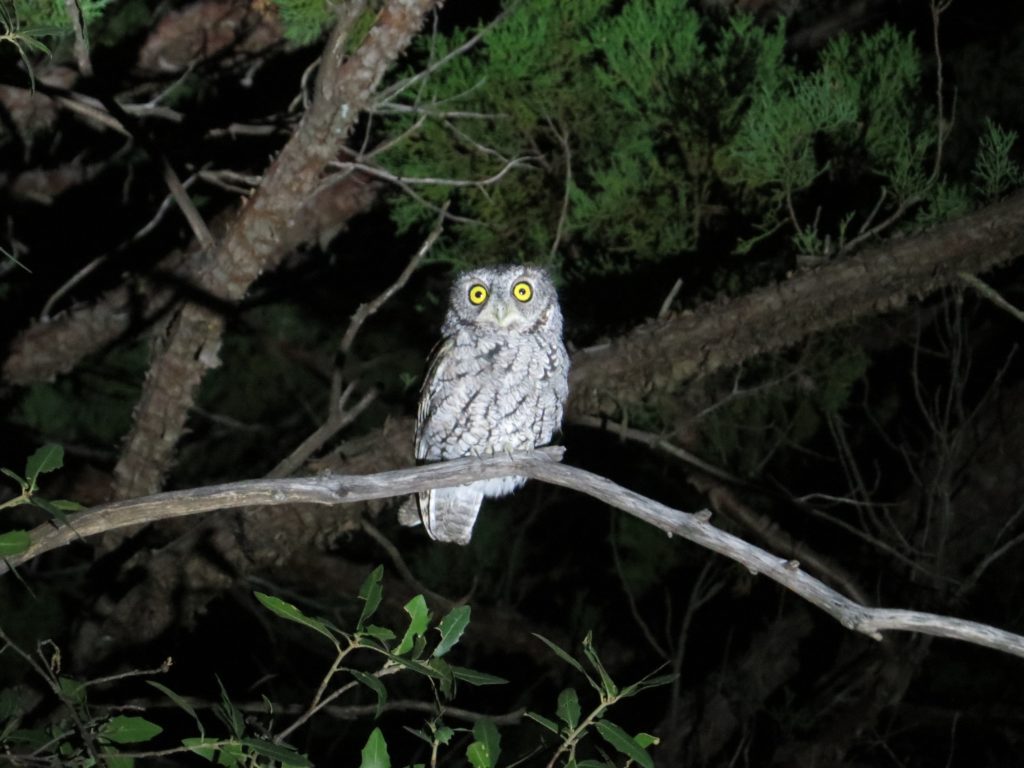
[569,190,1024,417]
[109,0,440,500]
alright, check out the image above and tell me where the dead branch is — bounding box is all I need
[5,449,1024,660]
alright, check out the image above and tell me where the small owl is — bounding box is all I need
[413,264,570,545]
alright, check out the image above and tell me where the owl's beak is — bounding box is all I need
[486,301,522,328]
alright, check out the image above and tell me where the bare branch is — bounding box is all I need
[5,449,1024,659]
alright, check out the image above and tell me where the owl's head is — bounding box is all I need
[443,264,563,336]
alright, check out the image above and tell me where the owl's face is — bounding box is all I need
[443,265,563,336]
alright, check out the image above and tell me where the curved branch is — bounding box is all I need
[5,449,1024,660]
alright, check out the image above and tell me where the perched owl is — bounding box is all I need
[413,264,570,545]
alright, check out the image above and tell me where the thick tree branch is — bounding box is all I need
[5,450,1024,660]
[569,191,1024,415]
[110,0,441,499]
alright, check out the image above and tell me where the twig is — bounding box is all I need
[5,449,1024,659]
[657,278,683,319]
[959,272,1024,323]
[360,519,455,609]
[340,200,449,356]
[269,387,377,479]
[547,117,572,260]
[330,156,536,189]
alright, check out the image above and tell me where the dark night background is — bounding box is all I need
[2,0,1024,765]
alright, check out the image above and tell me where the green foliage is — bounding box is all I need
[526,632,673,766]
[376,0,953,280]
[973,119,1024,199]
[269,0,332,45]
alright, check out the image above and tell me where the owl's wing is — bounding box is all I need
[414,336,452,461]
[415,337,453,537]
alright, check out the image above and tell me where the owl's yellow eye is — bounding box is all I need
[512,281,533,302]
[468,284,489,305]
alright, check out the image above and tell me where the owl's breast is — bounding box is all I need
[417,329,569,462]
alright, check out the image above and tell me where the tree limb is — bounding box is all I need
[6,449,1024,660]
[569,190,1024,415]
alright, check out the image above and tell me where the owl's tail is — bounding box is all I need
[418,486,484,546]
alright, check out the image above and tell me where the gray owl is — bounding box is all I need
[413,264,570,545]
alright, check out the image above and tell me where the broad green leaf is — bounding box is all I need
[148,680,204,736]
[582,633,617,696]
[532,633,588,677]
[99,716,163,744]
[242,737,311,766]
[25,444,63,485]
[394,595,430,656]
[434,725,454,745]
[433,605,471,657]
[357,566,384,630]
[30,496,69,526]
[360,727,391,768]
[524,711,560,734]
[467,742,491,768]
[594,720,653,768]
[471,718,501,767]
[0,530,30,556]
[450,665,508,686]
[253,591,336,644]
[556,688,580,730]
[351,670,387,718]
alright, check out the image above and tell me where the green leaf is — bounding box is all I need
[357,565,384,630]
[253,591,336,644]
[148,680,204,736]
[593,720,653,768]
[556,688,580,730]
[351,670,387,719]
[29,496,69,526]
[99,716,163,745]
[429,656,455,699]
[433,605,471,657]
[360,625,396,642]
[58,676,86,706]
[434,725,454,745]
[383,654,446,680]
[469,718,501,768]
[620,672,677,698]
[242,737,311,766]
[524,711,560,734]
[0,530,30,557]
[0,467,27,488]
[582,632,617,696]
[449,665,508,686]
[25,444,63,485]
[532,633,588,677]
[359,727,391,768]
[394,595,430,656]
[50,499,85,512]
[183,737,241,764]
[634,732,660,748]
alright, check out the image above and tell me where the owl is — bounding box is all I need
[413,264,570,545]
